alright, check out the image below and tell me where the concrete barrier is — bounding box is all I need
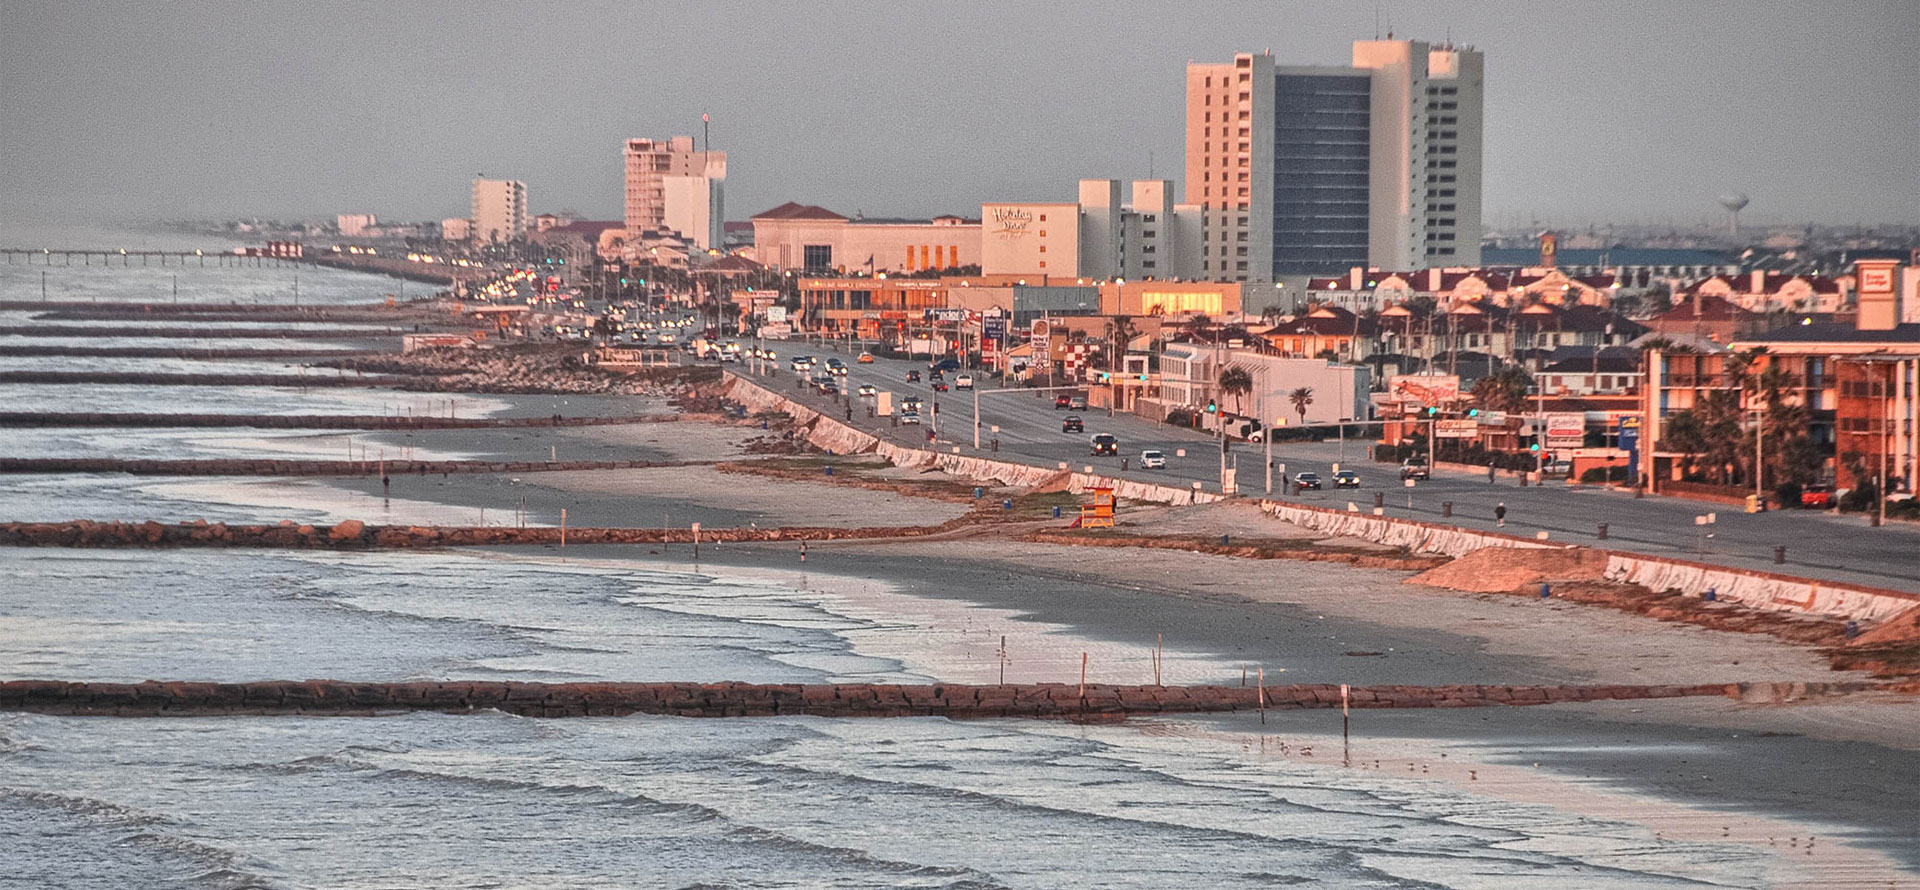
[1256,498,1920,624]
[724,373,1219,506]
[0,678,1799,719]
[1603,552,1920,624]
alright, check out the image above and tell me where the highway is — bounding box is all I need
[744,341,1920,594]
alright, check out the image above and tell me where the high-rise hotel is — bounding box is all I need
[1185,39,1483,282]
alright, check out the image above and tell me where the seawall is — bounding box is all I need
[0,458,698,477]
[0,519,963,549]
[0,678,1825,720]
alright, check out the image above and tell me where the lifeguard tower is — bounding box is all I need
[1071,486,1115,528]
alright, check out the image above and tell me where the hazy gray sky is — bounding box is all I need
[3,1,1916,230]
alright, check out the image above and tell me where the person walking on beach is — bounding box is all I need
[1495,502,1507,527]
[1488,463,1497,484]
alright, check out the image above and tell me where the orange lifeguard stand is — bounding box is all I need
[1073,486,1115,528]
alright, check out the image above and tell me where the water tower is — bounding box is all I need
[1717,193,1750,237]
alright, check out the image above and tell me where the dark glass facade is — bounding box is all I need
[1270,73,1371,276]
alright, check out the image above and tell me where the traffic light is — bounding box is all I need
[1467,408,1479,418]
[1529,443,1541,453]
[1206,400,1218,414]
[1425,406,1439,417]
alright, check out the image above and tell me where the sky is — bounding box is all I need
[3,0,1917,231]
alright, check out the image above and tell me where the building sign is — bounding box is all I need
[982,316,1006,341]
[988,206,1034,242]
[1436,419,1479,438]
[927,308,963,322]
[763,305,788,323]
[1476,410,1507,426]
[1030,318,1051,349]
[1858,263,1895,294]
[1545,412,1586,448]
[1387,374,1460,406]
[1539,231,1558,266]
[1617,415,1641,470]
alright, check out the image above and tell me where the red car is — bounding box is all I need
[1055,394,1073,409]
[1800,485,1835,508]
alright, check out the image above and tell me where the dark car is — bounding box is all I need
[1294,472,1323,491]
[1063,416,1084,433]
[906,370,922,383]
[929,358,961,372]
[1090,433,1119,456]
[929,369,944,382]
[1332,470,1361,488]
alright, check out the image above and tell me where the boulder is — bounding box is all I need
[328,519,366,541]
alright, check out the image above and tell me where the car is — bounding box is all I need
[791,356,815,372]
[1062,415,1084,433]
[929,358,960,372]
[1090,433,1119,456]
[928,370,944,382]
[817,380,839,395]
[656,334,677,344]
[1055,394,1073,409]
[1140,450,1166,469]
[1801,484,1835,508]
[931,381,949,392]
[906,370,921,383]
[1398,459,1430,481]
[901,396,924,412]
[1332,470,1361,488]
[954,373,974,389]
[825,358,847,376]
[899,410,921,425]
[1293,472,1323,491]
[856,384,877,398]
[1068,396,1088,411]
[857,352,875,364]
[1544,459,1573,477]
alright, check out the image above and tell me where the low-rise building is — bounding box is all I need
[1304,265,1620,313]
[752,203,981,275]
[1158,343,1371,427]
[1680,271,1848,314]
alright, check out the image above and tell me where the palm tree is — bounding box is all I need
[1218,365,1254,415]
[1105,315,1139,368]
[1470,365,1533,415]
[1288,386,1314,427]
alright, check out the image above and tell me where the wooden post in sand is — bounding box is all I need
[1341,683,1351,766]
[998,635,1007,686]
[560,508,567,547]
[1154,633,1163,686]
[1079,652,1087,699]
[1258,667,1266,725]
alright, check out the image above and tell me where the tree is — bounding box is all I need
[1471,365,1533,415]
[1218,365,1254,415]
[1105,315,1139,367]
[1288,386,1315,427]
[1660,409,1708,481]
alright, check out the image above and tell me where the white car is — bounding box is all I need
[954,373,974,389]
[1139,450,1166,469]
[856,384,877,397]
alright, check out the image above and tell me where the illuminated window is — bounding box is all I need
[905,246,914,269]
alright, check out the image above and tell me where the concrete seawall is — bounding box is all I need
[0,325,399,339]
[0,678,1818,719]
[724,372,1222,507]
[0,411,701,430]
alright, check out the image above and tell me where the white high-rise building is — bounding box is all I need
[1185,39,1484,283]
[625,136,726,250]
[471,179,528,244]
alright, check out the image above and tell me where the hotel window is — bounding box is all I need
[934,246,944,268]
[1039,245,1047,253]
[1039,260,1047,268]
[803,244,832,273]
[1039,214,1047,222]
[905,246,915,269]
[1039,229,1046,236]
[949,245,958,265]
[920,245,929,268]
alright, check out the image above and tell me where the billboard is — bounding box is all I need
[1545,412,1586,448]
[1436,419,1479,438]
[1388,374,1460,406]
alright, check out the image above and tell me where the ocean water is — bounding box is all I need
[0,382,508,419]
[0,546,1816,889]
[0,254,413,308]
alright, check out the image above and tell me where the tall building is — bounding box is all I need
[471,179,528,244]
[624,137,726,250]
[981,180,1203,281]
[1185,39,1483,283]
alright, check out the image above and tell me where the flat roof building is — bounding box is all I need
[625,136,726,250]
[752,203,981,275]
[471,179,527,244]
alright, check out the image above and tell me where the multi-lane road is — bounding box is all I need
[729,338,1918,593]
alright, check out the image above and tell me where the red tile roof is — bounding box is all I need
[752,202,848,221]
